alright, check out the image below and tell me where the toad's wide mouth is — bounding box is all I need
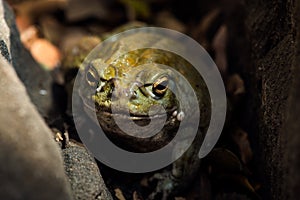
[101,111,169,120]
[82,100,178,121]
[81,101,180,152]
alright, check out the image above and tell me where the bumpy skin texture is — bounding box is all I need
[78,32,211,151]
[74,30,211,198]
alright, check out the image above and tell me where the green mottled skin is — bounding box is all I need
[86,49,179,116]
[68,28,211,199]
[78,33,210,128]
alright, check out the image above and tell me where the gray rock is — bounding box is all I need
[0,56,73,200]
[0,2,112,200]
[0,0,56,119]
[63,142,113,200]
[0,0,11,62]
[0,39,10,61]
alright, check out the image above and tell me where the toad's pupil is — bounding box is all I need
[153,78,169,96]
[155,80,168,90]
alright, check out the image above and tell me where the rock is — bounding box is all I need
[0,0,57,119]
[0,1,11,62]
[0,56,73,200]
[63,142,113,200]
[244,0,295,199]
[0,39,10,61]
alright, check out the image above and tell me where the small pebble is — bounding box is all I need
[39,89,48,95]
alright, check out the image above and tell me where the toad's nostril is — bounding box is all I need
[123,88,135,98]
[129,81,142,99]
[130,91,138,100]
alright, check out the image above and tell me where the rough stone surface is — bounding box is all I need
[283,1,300,199]
[0,0,10,59]
[63,142,113,200]
[1,0,56,119]
[0,56,73,200]
[0,39,10,61]
[244,0,296,199]
[0,2,113,200]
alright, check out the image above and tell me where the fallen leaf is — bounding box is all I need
[212,25,228,76]
[226,73,246,95]
[175,197,186,200]
[15,12,32,33]
[20,26,39,49]
[115,188,126,200]
[232,128,253,164]
[30,38,61,69]
[133,191,143,200]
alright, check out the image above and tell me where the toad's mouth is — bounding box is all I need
[100,110,171,121]
[82,100,177,121]
[81,100,181,152]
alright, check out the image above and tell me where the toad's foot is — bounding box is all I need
[147,171,180,200]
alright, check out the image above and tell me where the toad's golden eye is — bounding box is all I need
[152,76,169,97]
[86,66,99,87]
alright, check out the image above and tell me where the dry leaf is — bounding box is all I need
[226,73,246,95]
[30,38,61,69]
[15,12,32,33]
[115,188,126,200]
[133,191,143,200]
[20,26,39,49]
[212,25,228,76]
[232,128,253,164]
[175,197,186,200]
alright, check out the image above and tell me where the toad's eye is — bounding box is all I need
[86,66,99,87]
[152,76,169,97]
